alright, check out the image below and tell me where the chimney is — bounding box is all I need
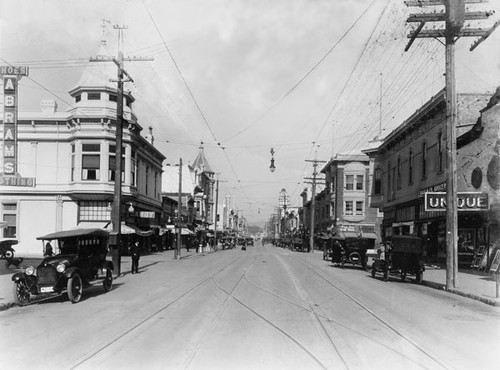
[148,126,154,145]
[40,100,57,115]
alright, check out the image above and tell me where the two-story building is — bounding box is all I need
[0,44,165,255]
[363,89,499,266]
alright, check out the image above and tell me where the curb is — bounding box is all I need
[422,280,500,307]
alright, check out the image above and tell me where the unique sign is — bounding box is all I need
[140,211,155,219]
[424,192,489,212]
[1,66,29,180]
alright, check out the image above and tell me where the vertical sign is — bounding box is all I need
[3,75,17,174]
[1,66,29,176]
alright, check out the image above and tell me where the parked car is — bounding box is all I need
[371,236,425,283]
[0,239,17,259]
[12,228,113,306]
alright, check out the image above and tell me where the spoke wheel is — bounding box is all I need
[103,268,113,292]
[67,274,83,303]
[13,280,30,306]
[5,249,14,259]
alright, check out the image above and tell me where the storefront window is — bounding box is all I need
[79,201,111,221]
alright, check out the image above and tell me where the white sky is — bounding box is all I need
[1,0,500,226]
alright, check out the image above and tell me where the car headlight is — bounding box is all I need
[56,263,66,273]
[25,266,35,275]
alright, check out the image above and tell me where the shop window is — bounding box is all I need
[82,143,100,181]
[79,201,110,221]
[2,203,17,238]
[345,201,353,215]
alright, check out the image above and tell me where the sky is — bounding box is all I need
[1,0,500,226]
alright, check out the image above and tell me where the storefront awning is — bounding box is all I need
[76,221,110,229]
[361,232,378,239]
[165,225,193,235]
[105,222,152,236]
[333,231,360,239]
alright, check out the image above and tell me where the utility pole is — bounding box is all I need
[305,158,326,253]
[90,24,153,276]
[176,158,183,260]
[405,0,497,289]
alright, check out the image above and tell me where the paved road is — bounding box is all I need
[1,244,499,370]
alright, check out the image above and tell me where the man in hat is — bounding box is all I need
[130,241,140,274]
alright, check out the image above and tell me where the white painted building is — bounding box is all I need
[0,43,165,256]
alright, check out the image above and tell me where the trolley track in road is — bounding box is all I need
[289,252,451,370]
[67,255,246,370]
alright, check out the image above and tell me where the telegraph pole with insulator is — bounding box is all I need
[405,0,498,289]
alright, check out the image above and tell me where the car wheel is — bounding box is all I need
[371,266,376,278]
[5,249,14,259]
[416,271,423,284]
[13,280,30,306]
[103,268,113,292]
[67,274,83,303]
[401,272,406,281]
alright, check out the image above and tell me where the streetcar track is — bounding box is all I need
[291,253,451,370]
[242,272,434,368]
[210,259,329,370]
[66,255,245,370]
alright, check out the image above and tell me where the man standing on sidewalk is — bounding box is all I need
[130,242,140,274]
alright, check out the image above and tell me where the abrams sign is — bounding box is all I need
[424,192,489,212]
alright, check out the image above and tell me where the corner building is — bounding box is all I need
[0,46,165,256]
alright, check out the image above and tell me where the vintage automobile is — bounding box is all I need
[12,228,113,306]
[332,233,375,270]
[0,239,17,259]
[371,235,425,283]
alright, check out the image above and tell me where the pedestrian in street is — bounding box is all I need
[130,241,140,274]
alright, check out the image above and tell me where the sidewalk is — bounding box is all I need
[421,263,500,306]
[1,253,499,311]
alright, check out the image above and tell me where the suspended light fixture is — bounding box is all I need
[270,148,276,173]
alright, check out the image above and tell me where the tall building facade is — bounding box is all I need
[0,45,165,255]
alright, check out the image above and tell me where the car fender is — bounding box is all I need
[63,266,81,280]
[11,271,26,282]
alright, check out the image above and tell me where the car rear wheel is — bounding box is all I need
[13,280,30,306]
[103,268,113,292]
[67,274,83,303]
[4,249,14,259]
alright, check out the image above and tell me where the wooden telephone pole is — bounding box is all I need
[90,24,153,275]
[304,159,326,253]
[405,0,497,289]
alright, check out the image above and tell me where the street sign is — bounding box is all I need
[424,192,489,212]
